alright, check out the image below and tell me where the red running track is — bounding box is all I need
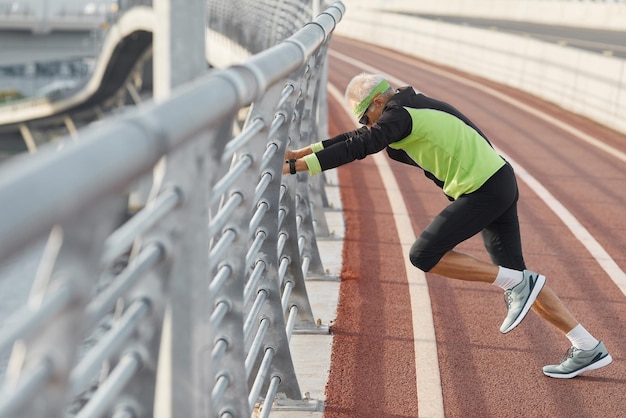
[322,36,626,418]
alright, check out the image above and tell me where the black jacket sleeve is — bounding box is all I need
[315,106,413,171]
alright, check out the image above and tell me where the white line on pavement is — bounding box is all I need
[327,82,445,418]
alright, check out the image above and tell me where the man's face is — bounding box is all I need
[365,98,385,126]
[360,97,385,127]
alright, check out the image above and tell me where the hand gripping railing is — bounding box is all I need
[0,1,345,417]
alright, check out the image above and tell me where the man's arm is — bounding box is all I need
[282,108,411,175]
[285,127,367,160]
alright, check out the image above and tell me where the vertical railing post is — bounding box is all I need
[293,51,328,278]
[308,42,332,238]
[240,80,304,406]
[149,1,212,418]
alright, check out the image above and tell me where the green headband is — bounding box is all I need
[352,79,391,117]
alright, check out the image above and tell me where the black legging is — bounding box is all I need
[410,162,526,272]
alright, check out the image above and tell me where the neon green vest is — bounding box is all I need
[389,107,505,199]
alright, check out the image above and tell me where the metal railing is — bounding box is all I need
[207,0,316,55]
[0,2,345,417]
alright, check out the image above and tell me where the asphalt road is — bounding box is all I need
[404,13,626,59]
[323,35,626,418]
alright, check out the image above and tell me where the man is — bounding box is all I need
[283,73,612,378]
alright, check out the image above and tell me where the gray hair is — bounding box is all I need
[344,73,394,111]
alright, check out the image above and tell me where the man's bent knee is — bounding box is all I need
[409,239,443,272]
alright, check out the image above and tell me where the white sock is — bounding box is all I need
[492,266,523,290]
[566,324,599,350]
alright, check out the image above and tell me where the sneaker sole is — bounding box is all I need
[500,274,546,334]
[543,354,613,379]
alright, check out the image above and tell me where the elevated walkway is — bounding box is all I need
[0,7,155,128]
[0,7,155,157]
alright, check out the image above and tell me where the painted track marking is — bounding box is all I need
[327,82,445,418]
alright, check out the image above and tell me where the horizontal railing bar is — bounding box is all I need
[210,301,229,330]
[267,113,286,140]
[209,265,232,295]
[244,261,265,306]
[211,156,253,205]
[0,357,53,418]
[248,347,275,410]
[259,375,281,418]
[298,235,306,257]
[245,318,269,378]
[277,257,289,284]
[243,290,268,341]
[0,284,74,353]
[261,143,279,170]
[85,243,164,328]
[278,82,296,105]
[301,255,311,278]
[0,0,346,263]
[222,118,266,163]
[208,229,236,262]
[285,305,298,341]
[254,172,273,204]
[70,299,151,396]
[0,72,244,262]
[281,281,294,313]
[277,232,287,257]
[75,352,142,418]
[102,187,182,264]
[249,201,269,237]
[277,84,295,109]
[211,374,230,406]
[245,231,266,267]
[208,193,244,238]
[277,207,287,230]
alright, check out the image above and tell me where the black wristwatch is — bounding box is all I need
[288,158,297,175]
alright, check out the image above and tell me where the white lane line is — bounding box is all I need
[329,48,626,295]
[499,150,626,295]
[327,83,445,418]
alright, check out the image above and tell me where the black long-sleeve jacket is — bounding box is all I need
[306,86,500,198]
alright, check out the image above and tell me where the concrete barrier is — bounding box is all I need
[335,0,626,135]
[359,0,626,31]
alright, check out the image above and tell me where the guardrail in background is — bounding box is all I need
[0,2,345,417]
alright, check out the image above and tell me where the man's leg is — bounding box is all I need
[430,250,611,378]
[479,198,579,334]
[429,250,577,333]
[414,163,611,376]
